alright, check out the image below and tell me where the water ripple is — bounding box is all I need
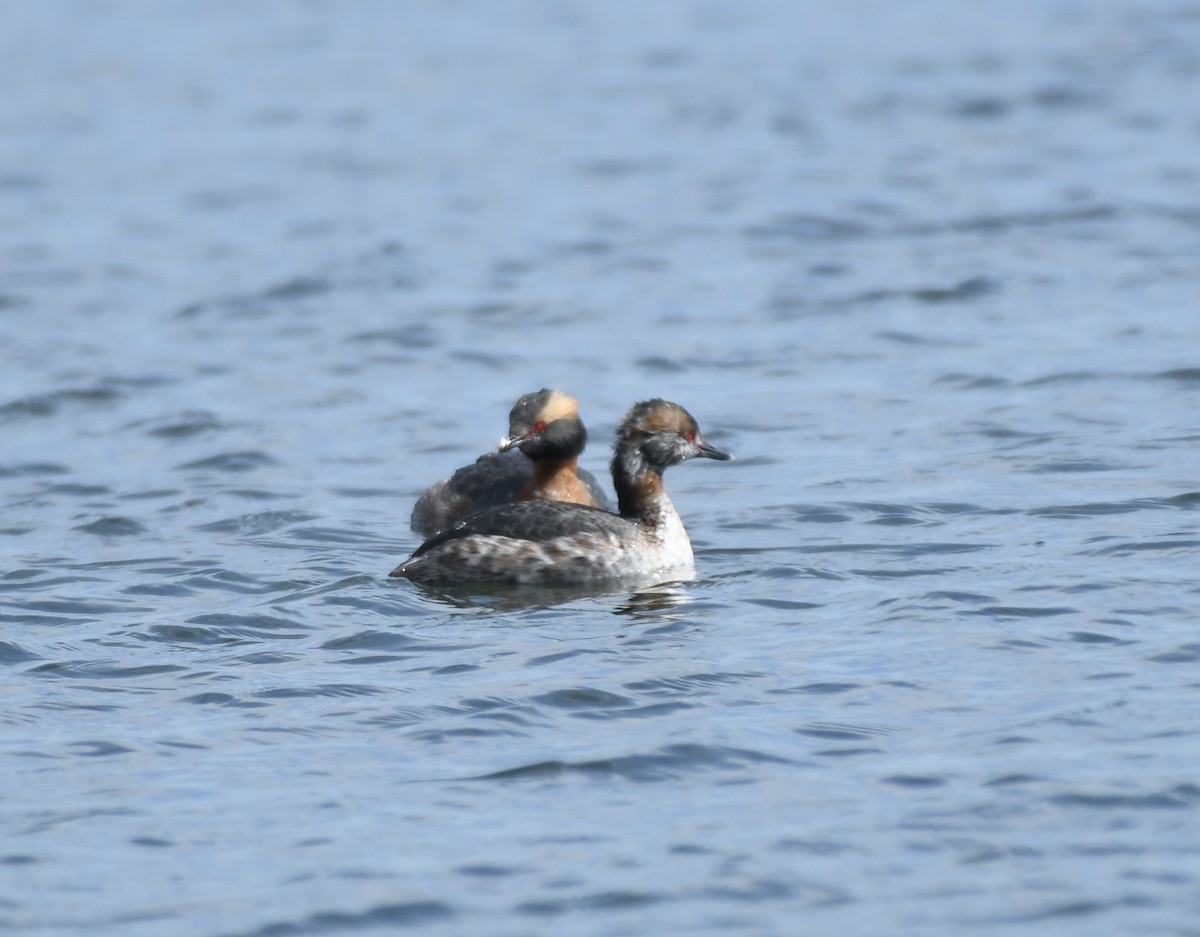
[477,745,794,783]
[219,901,455,937]
[177,451,278,473]
[1050,785,1200,810]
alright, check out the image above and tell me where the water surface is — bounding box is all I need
[2,1,1199,935]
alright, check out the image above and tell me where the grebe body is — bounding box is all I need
[410,389,609,535]
[393,399,730,584]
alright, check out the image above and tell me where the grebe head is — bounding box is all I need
[614,399,732,474]
[497,388,587,462]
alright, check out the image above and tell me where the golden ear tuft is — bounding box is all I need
[637,400,690,434]
[539,390,580,423]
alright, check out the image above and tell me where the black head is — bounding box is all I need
[613,399,732,473]
[498,388,587,462]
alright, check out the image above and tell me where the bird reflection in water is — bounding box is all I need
[403,571,695,616]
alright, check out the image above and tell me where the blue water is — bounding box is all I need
[3,1,1200,935]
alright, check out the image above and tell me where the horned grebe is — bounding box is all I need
[392,399,731,584]
[410,388,610,535]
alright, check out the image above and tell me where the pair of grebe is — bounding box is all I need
[393,391,731,584]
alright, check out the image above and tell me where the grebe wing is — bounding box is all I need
[410,500,631,558]
[410,449,531,534]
